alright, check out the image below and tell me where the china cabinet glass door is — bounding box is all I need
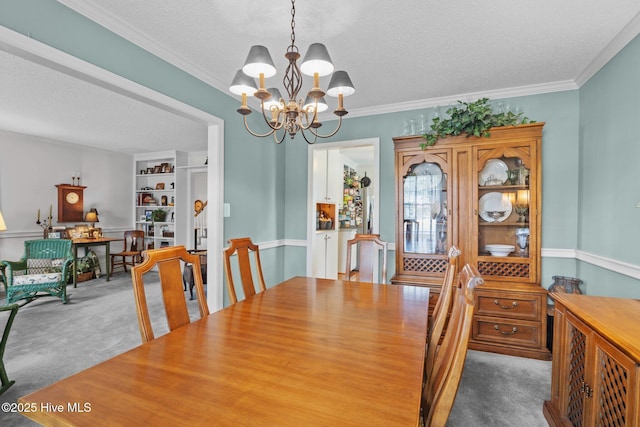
[403,162,447,255]
[475,146,536,283]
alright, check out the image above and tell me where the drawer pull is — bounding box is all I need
[494,299,518,310]
[494,325,518,335]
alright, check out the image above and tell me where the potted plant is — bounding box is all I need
[421,98,535,148]
[75,256,95,282]
[151,208,167,223]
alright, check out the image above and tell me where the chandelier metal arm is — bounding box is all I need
[306,115,345,139]
[273,128,288,144]
[258,101,286,131]
[299,128,318,144]
[242,115,277,138]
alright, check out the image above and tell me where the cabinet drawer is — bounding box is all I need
[475,291,542,320]
[473,316,542,348]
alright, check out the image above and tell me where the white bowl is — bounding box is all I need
[485,244,515,257]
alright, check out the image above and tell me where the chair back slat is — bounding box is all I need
[345,234,388,284]
[223,237,267,304]
[126,230,145,252]
[157,257,191,332]
[131,245,209,343]
[425,246,461,382]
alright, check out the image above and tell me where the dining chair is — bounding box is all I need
[130,245,209,343]
[223,237,267,304]
[424,245,461,382]
[0,303,19,395]
[344,233,388,284]
[109,230,145,278]
[422,263,484,427]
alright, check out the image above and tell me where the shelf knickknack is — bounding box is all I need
[151,208,168,223]
[421,98,535,148]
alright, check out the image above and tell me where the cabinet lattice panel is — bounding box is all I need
[402,257,447,274]
[478,262,529,278]
[567,324,586,427]
[596,349,628,426]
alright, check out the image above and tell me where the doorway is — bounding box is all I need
[306,138,380,279]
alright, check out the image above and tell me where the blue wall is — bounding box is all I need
[577,33,640,296]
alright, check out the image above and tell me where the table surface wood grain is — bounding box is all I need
[18,276,430,426]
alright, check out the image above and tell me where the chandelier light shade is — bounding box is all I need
[229,70,258,96]
[229,0,355,144]
[300,43,334,76]
[242,45,277,78]
[303,95,328,113]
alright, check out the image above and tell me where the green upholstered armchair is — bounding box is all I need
[0,303,18,395]
[1,239,74,304]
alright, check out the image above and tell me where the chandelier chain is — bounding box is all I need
[289,0,296,53]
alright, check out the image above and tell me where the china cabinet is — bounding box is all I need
[392,123,549,360]
[133,151,187,250]
[544,293,640,426]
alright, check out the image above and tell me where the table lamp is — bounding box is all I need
[85,209,99,237]
[0,210,6,232]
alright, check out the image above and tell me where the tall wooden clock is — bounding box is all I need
[56,184,86,223]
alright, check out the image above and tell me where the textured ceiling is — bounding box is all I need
[0,49,207,154]
[2,1,640,153]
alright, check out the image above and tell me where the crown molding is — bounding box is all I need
[58,0,582,122]
[343,80,579,120]
[55,1,640,121]
[574,11,640,87]
[57,0,229,93]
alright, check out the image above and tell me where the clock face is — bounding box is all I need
[66,192,80,204]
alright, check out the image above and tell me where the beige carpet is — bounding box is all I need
[0,274,551,426]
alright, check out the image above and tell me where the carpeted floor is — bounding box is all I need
[447,349,551,426]
[0,274,551,426]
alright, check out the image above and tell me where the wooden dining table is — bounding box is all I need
[18,276,430,426]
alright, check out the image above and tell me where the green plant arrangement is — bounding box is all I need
[151,208,168,223]
[420,98,535,148]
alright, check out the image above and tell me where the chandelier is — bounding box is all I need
[229,0,355,144]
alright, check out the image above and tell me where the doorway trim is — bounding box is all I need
[306,138,380,276]
[0,26,225,311]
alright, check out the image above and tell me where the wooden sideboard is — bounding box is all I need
[544,293,640,426]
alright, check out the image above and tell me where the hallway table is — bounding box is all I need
[18,276,430,426]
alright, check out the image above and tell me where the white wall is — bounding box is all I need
[0,130,133,260]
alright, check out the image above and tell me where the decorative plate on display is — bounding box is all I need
[478,159,509,186]
[479,192,512,222]
[411,162,442,185]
